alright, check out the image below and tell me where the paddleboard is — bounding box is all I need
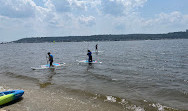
[31,63,65,70]
[0,90,24,106]
[92,51,104,53]
[77,60,102,64]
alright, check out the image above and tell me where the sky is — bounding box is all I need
[0,0,188,42]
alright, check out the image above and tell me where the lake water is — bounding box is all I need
[0,39,188,111]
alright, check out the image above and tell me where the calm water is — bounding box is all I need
[0,39,188,110]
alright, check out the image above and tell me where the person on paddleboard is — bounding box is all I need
[95,44,98,52]
[87,50,92,62]
[48,52,54,67]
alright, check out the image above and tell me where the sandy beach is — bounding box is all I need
[0,75,126,111]
[0,86,122,111]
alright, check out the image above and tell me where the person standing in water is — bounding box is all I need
[47,52,54,67]
[87,50,92,62]
[95,44,98,52]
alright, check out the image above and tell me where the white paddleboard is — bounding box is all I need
[77,60,102,64]
[92,51,104,53]
[31,63,65,70]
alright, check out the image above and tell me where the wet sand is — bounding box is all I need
[0,74,125,111]
[0,86,123,111]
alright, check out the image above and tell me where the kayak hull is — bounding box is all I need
[0,90,24,106]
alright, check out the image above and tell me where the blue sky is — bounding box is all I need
[0,0,188,42]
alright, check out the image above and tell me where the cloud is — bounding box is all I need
[156,11,186,24]
[141,11,188,29]
[48,0,101,17]
[129,11,188,33]
[100,11,188,34]
[100,0,147,16]
[100,0,125,16]
[0,0,57,21]
[0,0,36,18]
[68,0,101,11]
[79,15,96,26]
[47,0,94,13]
[50,0,71,12]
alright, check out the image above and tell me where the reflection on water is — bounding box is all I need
[39,68,56,88]
[87,63,94,71]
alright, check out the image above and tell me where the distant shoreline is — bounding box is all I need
[13,30,188,43]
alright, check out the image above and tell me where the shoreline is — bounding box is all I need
[0,74,183,111]
[0,85,124,111]
[0,74,126,111]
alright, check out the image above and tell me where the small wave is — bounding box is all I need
[149,103,178,111]
[2,71,39,82]
[103,95,180,111]
[89,73,114,82]
[184,80,188,83]
[103,95,147,111]
[126,105,145,111]
[150,103,165,111]
[0,85,14,92]
[0,86,6,92]
[105,96,117,102]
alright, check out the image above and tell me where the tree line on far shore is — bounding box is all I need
[13,30,188,43]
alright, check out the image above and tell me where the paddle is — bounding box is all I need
[86,42,89,61]
[46,54,49,65]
